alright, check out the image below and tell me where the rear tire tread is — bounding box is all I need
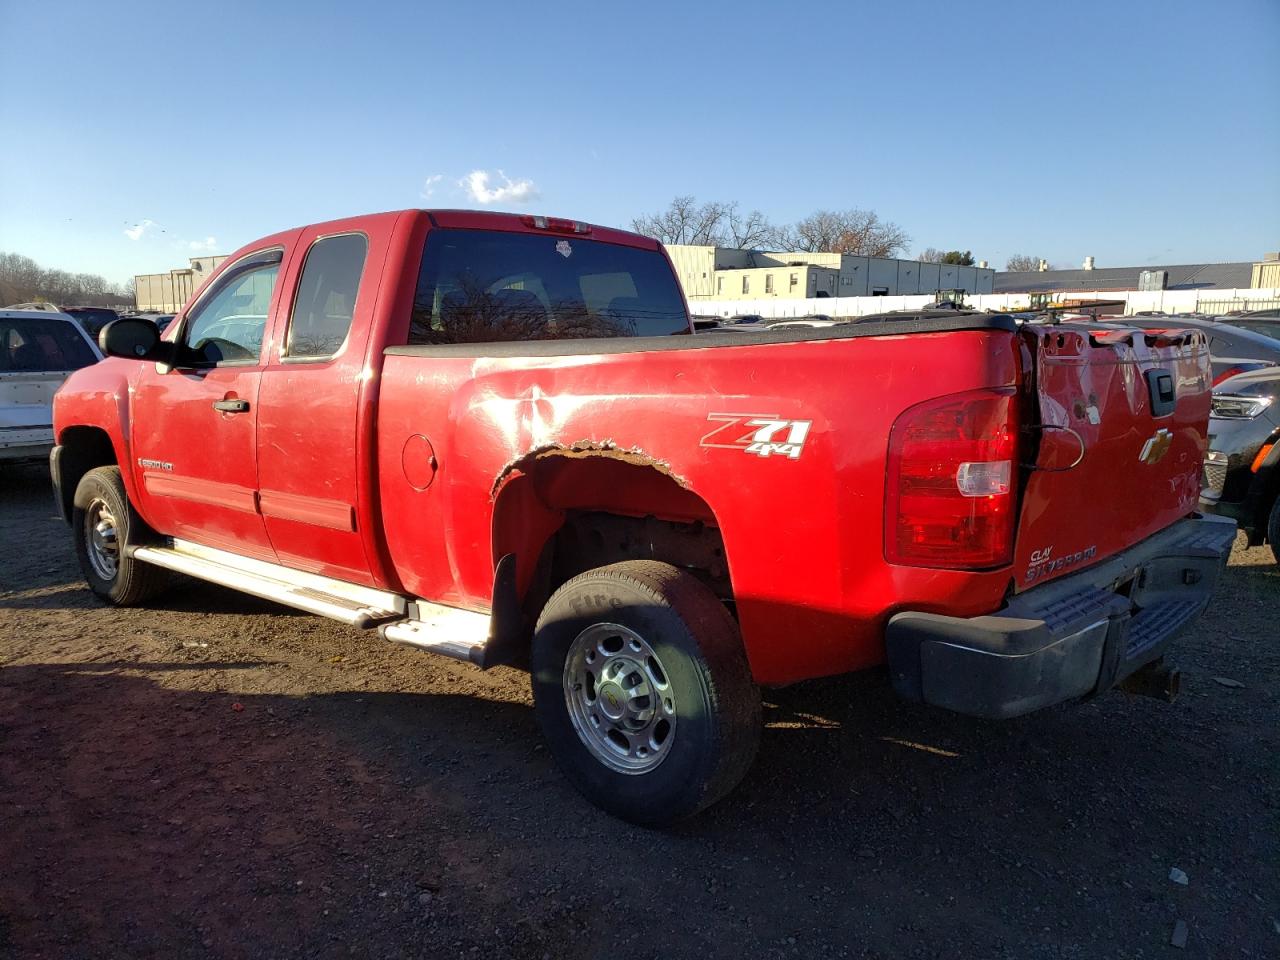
[533,560,760,825]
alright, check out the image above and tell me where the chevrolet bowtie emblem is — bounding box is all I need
[1139,428,1174,465]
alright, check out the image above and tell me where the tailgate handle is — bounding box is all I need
[1145,370,1176,418]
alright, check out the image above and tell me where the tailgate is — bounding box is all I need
[1013,324,1210,591]
[0,370,63,431]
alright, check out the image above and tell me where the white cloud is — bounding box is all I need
[460,169,538,205]
[124,218,157,241]
[420,173,444,199]
[187,236,218,253]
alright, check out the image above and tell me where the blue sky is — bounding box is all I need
[1,0,1277,284]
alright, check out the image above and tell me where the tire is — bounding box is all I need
[531,560,761,826]
[72,465,168,605]
[1268,495,1280,566]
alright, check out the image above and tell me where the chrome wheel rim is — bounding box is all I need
[563,623,677,775]
[85,497,120,581]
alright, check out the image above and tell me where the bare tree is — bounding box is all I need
[631,197,783,249]
[632,199,907,257]
[1005,254,1042,272]
[918,248,945,262]
[0,250,134,307]
[631,196,722,246]
[783,209,909,258]
[722,203,783,249]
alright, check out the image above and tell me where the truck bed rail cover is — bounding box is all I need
[385,313,1019,358]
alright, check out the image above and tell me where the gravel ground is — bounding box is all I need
[1,464,1277,960]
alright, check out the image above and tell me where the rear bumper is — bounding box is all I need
[886,515,1237,719]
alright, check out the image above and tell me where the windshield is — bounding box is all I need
[408,229,689,345]
[1,317,97,372]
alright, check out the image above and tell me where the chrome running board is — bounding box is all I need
[130,538,406,628]
[380,553,518,668]
[380,611,490,666]
[131,538,509,668]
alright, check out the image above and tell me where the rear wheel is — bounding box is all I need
[531,560,760,826]
[72,466,168,605]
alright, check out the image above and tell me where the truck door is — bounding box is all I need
[130,248,285,560]
[255,228,381,583]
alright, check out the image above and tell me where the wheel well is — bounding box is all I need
[543,510,730,599]
[56,426,118,522]
[490,452,732,644]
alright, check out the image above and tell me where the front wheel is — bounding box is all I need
[1268,494,1280,566]
[531,560,761,826]
[72,466,168,605]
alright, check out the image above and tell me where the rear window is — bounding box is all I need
[64,307,119,333]
[1225,320,1279,343]
[0,318,97,372]
[407,229,689,345]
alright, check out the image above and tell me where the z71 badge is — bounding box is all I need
[701,414,813,460]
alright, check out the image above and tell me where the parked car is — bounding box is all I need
[1214,313,1280,344]
[1200,366,1280,563]
[764,314,843,329]
[122,312,177,332]
[51,209,1235,824]
[1,308,102,464]
[62,306,120,339]
[1083,315,1280,384]
[4,301,64,313]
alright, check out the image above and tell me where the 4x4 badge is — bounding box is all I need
[701,414,813,460]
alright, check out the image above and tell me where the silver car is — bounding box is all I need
[1,309,102,464]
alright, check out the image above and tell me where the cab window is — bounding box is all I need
[285,233,368,359]
[408,228,689,344]
[183,259,280,365]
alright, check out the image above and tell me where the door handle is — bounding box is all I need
[212,398,250,413]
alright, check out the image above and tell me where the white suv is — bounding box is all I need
[1,309,102,464]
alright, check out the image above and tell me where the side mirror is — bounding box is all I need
[99,317,163,360]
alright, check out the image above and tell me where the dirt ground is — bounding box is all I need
[1,465,1277,960]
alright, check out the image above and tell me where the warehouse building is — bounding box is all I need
[667,245,995,301]
[1251,252,1280,288]
[994,256,1271,294]
[134,254,227,312]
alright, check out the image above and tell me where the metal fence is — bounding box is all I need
[1196,296,1280,315]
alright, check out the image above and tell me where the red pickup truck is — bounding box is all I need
[51,209,1235,824]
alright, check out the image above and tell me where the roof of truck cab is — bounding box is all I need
[422,209,660,249]
[225,210,660,258]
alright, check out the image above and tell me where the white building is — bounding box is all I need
[667,245,994,302]
[134,254,228,313]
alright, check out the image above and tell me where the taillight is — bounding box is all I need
[885,387,1018,569]
[1212,365,1247,387]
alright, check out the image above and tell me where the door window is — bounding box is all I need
[285,233,368,359]
[183,259,280,365]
